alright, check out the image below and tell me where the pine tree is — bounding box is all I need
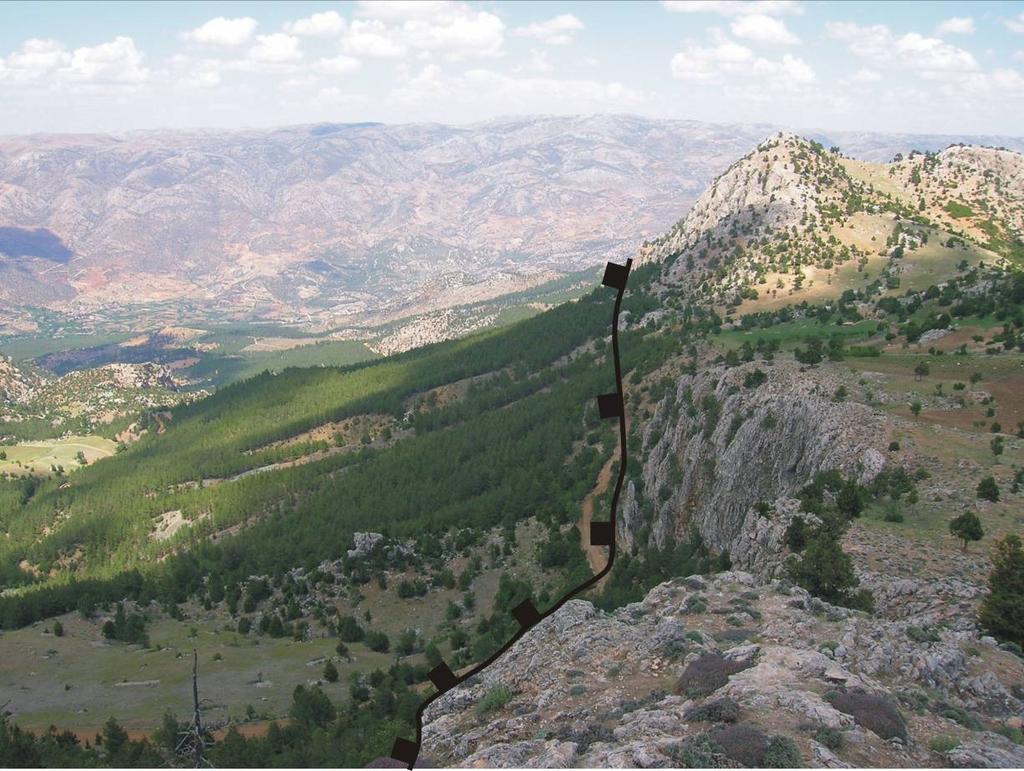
[977,476,1000,502]
[979,535,1024,646]
[322,660,339,683]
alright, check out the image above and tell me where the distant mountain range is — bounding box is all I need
[1,114,1022,333]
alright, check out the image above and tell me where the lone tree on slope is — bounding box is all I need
[948,511,983,552]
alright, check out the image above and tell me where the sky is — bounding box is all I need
[1,0,1024,137]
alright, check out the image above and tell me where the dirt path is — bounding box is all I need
[580,452,616,581]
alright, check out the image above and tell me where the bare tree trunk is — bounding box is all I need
[192,648,204,768]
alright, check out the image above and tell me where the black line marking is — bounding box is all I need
[589,521,614,546]
[389,738,419,767]
[427,662,458,692]
[511,598,542,629]
[596,391,623,419]
[388,258,632,769]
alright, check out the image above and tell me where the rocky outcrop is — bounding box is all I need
[422,572,1024,768]
[0,355,40,406]
[621,358,886,577]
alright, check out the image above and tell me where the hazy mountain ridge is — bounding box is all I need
[3,115,1022,335]
[0,116,768,327]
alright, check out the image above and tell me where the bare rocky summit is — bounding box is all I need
[422,573,1024,768]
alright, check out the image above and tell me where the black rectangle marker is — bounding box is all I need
[512,598,542,629]
[597,392,623,419]
[390,737,419,767]
[590,521,614,546]
[428,662,458,692]
[602,261,630,290]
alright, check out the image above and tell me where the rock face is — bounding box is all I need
[421,572,1024,768]
[0,355,40,405]
[347,532,386,559]
[620,358,886,577]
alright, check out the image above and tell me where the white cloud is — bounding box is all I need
[1013,50,1024,63]
[391,63,644,111]
[671,40,753,82]
[757,53,814,83]
[730,14,799,45]
[1006,12,1024,34]
[7,38,71,72]
[1,36,150,87]
[284,11,346,38]
[989,68,1024,91]
[399,8,504,58]
[313,54,362,76]
[315,86,369,106]
[184,17,258,47]
[356,1,452,21]
[247,34,303,64]
[826,22,978,75]
[896,32,977,74]
[514,14,584,46]
[340,4,504,60]
[177,69,221,90]
[0,39,71,82]
[514,49,553,75]
[663,1,801,17]
[848,67,881,83]
[826,20,1024,103]
[824,22,892,58]
[671,36,812,86]
[342,20,408,58]
[936,17,974,36]
[65,36,150,84]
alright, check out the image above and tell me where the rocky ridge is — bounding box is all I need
[0,356,187,430]
[422,572,1024,768]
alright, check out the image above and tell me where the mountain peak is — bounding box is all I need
[638,133,851,271]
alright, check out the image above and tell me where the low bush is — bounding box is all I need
[928,735,960,753]
[764,735,803,768]
[936,704,982,731]
[667,733,723,768]
[684,697,741,724]
[475,684,514,716]
[826,689,907,740]
[676,653,755,698]
[710,724,768,766]
[814,725,845,751]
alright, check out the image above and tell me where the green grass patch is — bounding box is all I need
[944,200,974,219]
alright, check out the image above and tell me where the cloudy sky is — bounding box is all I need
[2,0,1024,136]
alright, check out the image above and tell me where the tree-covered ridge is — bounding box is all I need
[0,269,680,626]
[0,295,600,588]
